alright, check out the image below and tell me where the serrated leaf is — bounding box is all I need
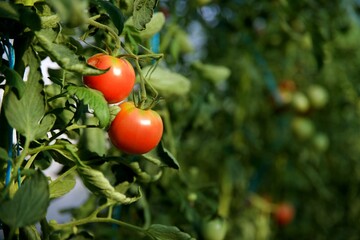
[133,0,158,30]
[49,174,76,199]
[35,29,104,75]
[141,66,191,98]
[77,164,141,204]
[0,65,26,99]
[4,76,52,141]
[125,12,165,39]
[146,224,194,240]
[91,0,125,35]
[0,171,50,228]
[67,85,110,128]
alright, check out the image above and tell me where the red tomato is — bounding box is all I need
[108,101,163,154]
[274,203,295,226]
[83,54,135,103]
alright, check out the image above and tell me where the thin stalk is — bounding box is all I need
[86,17,120,55]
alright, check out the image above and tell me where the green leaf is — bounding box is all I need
[0,170,50,228]
[34,114,57,140]
[156,142,180,170]
[19,225,41,240]
[77,164,141,204]
[146,224,194,240]
[192,61,231,84]
[0,2,19,22]
[17,3,42,30]
[142,141,180,170]
[48,140,78,166]
[15,0,44,7]
[133,0,159,30]
[0,65,26,99]
[4,79,55,141]
[49,173,76,199]
[35,29,104,75]
[0,147,8,162]
[3,47,56,141]
[91,0,125,35]
[125,12,165,39]
[46,0,88,27]
[79,117,107,156]
[141,66,191,98]
[67,85,110,128]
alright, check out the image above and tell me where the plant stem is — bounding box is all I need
[86,17,120,55]
[12,137,30,180]
[52,217,146,235]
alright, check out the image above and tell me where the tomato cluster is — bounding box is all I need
[83,54,163,154]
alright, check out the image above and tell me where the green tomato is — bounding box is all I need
[307,84,329,109]
[292,92,310,113]
[312,132,329,152]
[201,217,227,240]
[291,117,315,140]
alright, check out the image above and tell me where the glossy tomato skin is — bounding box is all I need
[108,101,163,154]
[83,54,135,103]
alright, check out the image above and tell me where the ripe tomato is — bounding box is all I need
[274,203,295,226]
[83,53,135,104]
[108,101,163,154]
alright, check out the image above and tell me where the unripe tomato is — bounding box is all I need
[273,203,295,226]
[83,54,135,104]
[291,117,315,140]
[312,132,329,152]
[292,91,310,113]
[201,217,227,240]
[108,101,163,154]
[307,84,329,109]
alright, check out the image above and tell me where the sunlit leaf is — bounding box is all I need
[35,29,104,75]
[133,0,159,30]
[141,66,191,98]
[49,173,76,199]
[126,12,165,39]
[77,164,141,204]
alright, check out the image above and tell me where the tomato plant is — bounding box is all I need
[108,101,163,154]
[83,53,135,103]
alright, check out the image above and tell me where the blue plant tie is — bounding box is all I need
[150,32,160,54]
[2,36,17,187]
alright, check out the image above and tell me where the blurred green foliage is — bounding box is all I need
[146,0,360,239]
